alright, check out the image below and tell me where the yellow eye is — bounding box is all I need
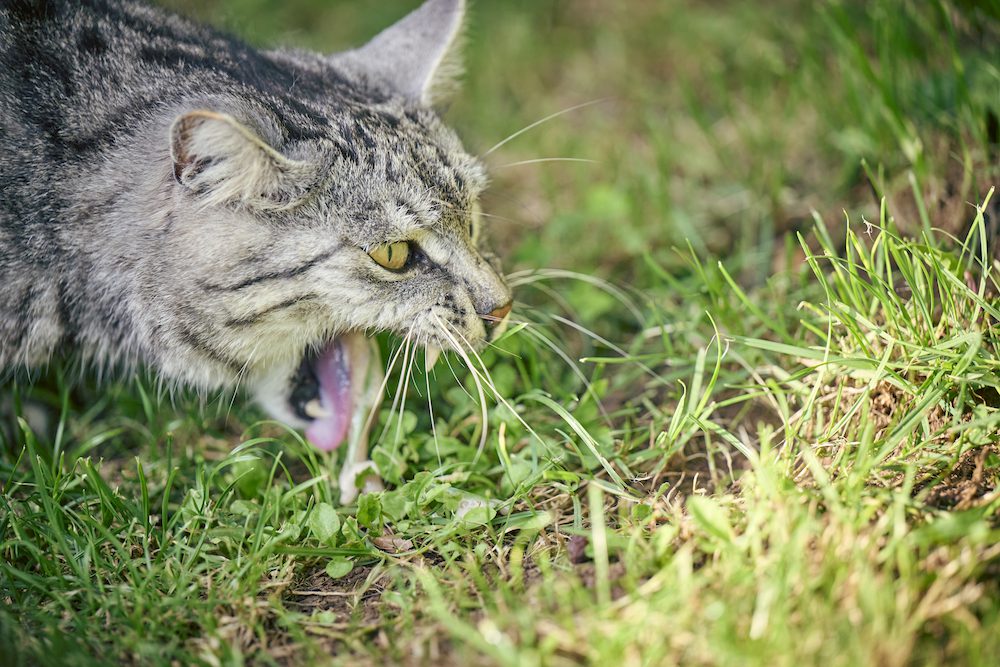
[368,241,410,271]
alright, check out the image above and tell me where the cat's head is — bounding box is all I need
[160,0,510,449]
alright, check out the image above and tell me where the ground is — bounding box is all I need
[2,0,1000,665]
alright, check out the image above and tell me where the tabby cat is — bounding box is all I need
[0,0,513,501]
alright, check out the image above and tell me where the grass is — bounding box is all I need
[3,0,1000,665]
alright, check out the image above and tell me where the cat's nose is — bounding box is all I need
[480,300,513,332]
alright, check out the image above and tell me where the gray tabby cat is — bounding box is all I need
[0,0,513,501]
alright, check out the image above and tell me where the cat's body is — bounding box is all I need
[0,0,512,500]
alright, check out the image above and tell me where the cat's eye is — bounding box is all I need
[368,241,410,271]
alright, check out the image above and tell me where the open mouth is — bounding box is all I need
[282,306,511,453]
[288,333,385,452]
[265,310,510,502]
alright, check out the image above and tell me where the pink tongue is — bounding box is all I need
[305,340,353,451]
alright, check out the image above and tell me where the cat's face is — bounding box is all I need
[308,105,510,353]
[171,104,511,342]
[166,101,510,445]
[162,0,510,451]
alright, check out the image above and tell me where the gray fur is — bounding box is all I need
[0,0,510,418]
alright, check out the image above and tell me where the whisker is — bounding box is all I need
[441,344,477,401]
[482,98,611,157]
[548,313,663,381]
[513,283,579,320]
[493,157,598,170]
[429,196,528,229]
[388,336,415,443]
[518,325,611,424]
[425,353,442,468]
[226,340,262,421]
[432,315,490,459]
[408,347,425,399]
[506,268,645,324]
[366,335,409,447]
[445,325,553,462]
[474,319,530,358]
[475,210,522,225]
[394,333,419,446]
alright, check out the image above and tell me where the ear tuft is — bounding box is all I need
[170,111,314,210]
[338,0,466,107]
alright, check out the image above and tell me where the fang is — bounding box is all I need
[304,399,331,419]
[425,345,441,371]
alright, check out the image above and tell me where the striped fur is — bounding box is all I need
[0,0,511,421]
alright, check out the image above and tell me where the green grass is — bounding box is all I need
[3,0,1000,665]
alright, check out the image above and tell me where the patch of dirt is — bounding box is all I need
[573,560,628,594]
[284,565,386,624]
[657,395,781,498]
[868,383,903,432]
[924,444,999,511]
[254,565,389,665]
[884,156,999,244]
[824,379,953,442]
[625,385,781,501]
[566,535,589,564]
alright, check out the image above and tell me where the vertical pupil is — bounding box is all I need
[386,245,393,263]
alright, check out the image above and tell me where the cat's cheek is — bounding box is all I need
[251,360,312,430]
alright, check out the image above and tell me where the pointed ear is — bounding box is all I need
[170,110,315,210]
[340,0,466,106]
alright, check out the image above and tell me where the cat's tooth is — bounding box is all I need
[425,345,441,371]
[304,399,331,420]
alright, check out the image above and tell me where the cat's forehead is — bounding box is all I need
[324,103,486,242]
[345,105,483,189]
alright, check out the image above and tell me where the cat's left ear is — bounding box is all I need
[170,110,316,210]
[338,0,466,106]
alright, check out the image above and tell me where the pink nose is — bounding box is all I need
[482,301,512,329]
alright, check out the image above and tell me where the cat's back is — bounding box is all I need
[0,0,340,368]
[1,0,360,184]
[1,0,278,164]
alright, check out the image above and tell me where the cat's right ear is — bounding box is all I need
[170,110,314,210]
[337,0,466,107]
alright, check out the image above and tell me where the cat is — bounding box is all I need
[0,0,513,502]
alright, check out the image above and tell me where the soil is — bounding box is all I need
[924,444,998,511]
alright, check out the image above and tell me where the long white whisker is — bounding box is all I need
[493,158,598,170]
[425,358,442,468]
[518,325,610,423]
[220,339,261,421]
[432,315,490,460]
[482,98,610,157]
[442,345,476,401]
[365,336,408,446]
[444,323,550,455]
[516,283,579,319]
[409,334,430,398]
[381,335,412,444]
[548,313,663,381]
[475,210,523,225]
[506,268,644,324]
[394,333,418,447]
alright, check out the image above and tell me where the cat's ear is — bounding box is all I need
[340,0,466,106]
[170,110,314,210]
